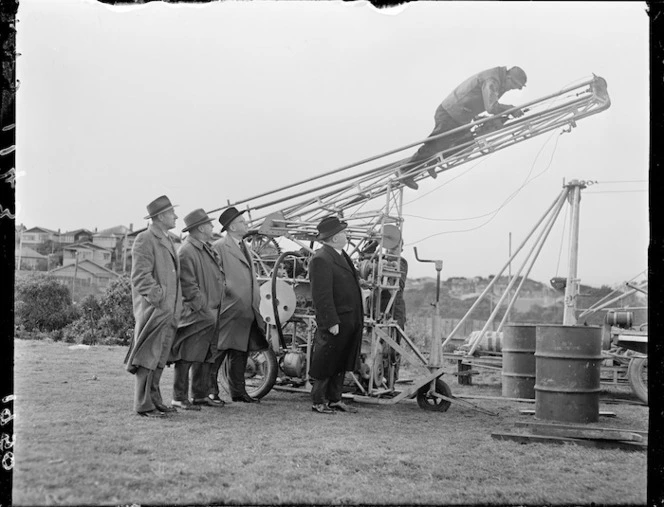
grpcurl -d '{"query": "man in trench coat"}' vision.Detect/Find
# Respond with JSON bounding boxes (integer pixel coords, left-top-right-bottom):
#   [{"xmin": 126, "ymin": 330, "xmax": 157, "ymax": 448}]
[
  {"xmin": 210, "ymin": 206, "xmax": 269, "ymax": 403},
  {"xmin": 308, "ymin": 216, "xmax": 363, "ymax": 414},
  {"xmin": 169, "ymin": 209, "xmax": 225, "ymax": 411},
  {"xmin": 124, "ymin": 195, "xmax": 182, "ymax": 418}
]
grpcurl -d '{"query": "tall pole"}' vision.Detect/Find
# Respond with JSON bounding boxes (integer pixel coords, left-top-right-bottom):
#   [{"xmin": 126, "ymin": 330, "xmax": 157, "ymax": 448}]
[
  {"xmin": 72, "ymin": 251, "xmax": 79, "ymax": 301},
  {"xmin": 507, "ymin": 232, "xmax": 512, "ymax": 323},
  {"xmin": 563, "ymin": 180, "xmax": 586, "ymax": 325}
]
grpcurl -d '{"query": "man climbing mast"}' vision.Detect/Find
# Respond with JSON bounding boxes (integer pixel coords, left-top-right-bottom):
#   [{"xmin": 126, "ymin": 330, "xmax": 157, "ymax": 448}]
[{"xmin": 401, "ymin": 66, "xmax": 527, "ymax": 190}]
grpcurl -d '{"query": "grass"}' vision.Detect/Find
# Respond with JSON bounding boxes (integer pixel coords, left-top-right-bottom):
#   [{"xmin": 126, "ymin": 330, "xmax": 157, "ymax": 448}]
[{"xmin": 13, "ymin": 339, "xmax": 648, "ymax": 505}]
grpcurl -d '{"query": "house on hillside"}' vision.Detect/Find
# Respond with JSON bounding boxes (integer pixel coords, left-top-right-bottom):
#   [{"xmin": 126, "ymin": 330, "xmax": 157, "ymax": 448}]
[
  {"xmin": 49, "ymin": 259, "xmax": 120, "ymax": 288},
  {"xmin": 92, "ymin": 225, "xmax": 132, "ymax": 250},
  {"xmin": 18, "ymin": 226, "xmax": 58, "ymax": 247},
  {"xmin": 15, "ymin": 245, "xmax": 48, "ymax": 271},
  {"xmin": 57, "ymin": 228, "xmax": 93, "ymax": 245},
  {"xmin": 62, "ymin": 242, "xmax": 113, "ymax": 268}
]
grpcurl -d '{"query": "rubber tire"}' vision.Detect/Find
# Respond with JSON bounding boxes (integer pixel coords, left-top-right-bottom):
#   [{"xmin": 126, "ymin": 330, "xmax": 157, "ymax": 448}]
[
  {"xmin": 416, "ymin": 378, "xmax": 452, "ymax": 412},
  {"xmin": 219, "ymin": 348, "xmax": 279, "ymax": 400},
  {"xmin": 627, "ymin": 356, "xmax": 648, "ymax": 404}
]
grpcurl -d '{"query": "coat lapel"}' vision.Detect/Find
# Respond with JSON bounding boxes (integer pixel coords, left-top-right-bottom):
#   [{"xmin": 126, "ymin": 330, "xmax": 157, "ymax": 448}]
[
  {"xmin": 150, "ymin": 224, "xmax": 178, "ymax": 265},
  {"xmin": 224, "ymin": 235, "xmax": 250, "ymax": 268},
  {"xmin": 323, "ymin": 244, "xmax": 353, "ymax": 274}
]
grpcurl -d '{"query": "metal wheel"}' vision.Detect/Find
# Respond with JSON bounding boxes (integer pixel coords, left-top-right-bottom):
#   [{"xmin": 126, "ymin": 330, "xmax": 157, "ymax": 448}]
[
  {"xmin": 219, "ymin": 348, "xmax": 279, "ymax": 400},
  {"xmin": 627, "ymin": 356, "xmax": 647, "ymax": 404},
  {"xmin": 416, "ymin": 378, "xmax": 452, "ymax": 412}
]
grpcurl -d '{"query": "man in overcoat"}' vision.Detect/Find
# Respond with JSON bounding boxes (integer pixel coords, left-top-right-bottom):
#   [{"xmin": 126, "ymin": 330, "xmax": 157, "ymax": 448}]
[
  {"xmin": 124, "ymin": 195, "xmax": 182, "ymax": 418},
  {"xmin": 169, "ymin": 209, "xmax": 225, "ymax": 411},
  {"xmin": 402, "ymin": 66, "xmax": 527, "ymax": 190},
  {"xmin": 308, "ymin": 216, "xmax": 363, "ymax": 414},
  {"xmin": 210, "ymin": 206, "xmax": 269, "ymax": 403}
]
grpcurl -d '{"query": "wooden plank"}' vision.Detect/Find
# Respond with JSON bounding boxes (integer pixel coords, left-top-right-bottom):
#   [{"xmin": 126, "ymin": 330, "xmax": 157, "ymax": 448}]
[
  {"xmin": 518, "ymin": 409, "xmax": 617, "ymax": 418},
  {"xmin": 456, "ymin": 394, "xmax": 535, "ymax": 403},
  {"xmin": 514, "ymin": 421, "xmax": 648, "ymax": 439},
  {"xmin": 491, "ymin": 432, "xmax": 647, "ymax": 452},
  {"xmin": 530, "ymin": 426, "xmax": 642, "ymax": 442}
]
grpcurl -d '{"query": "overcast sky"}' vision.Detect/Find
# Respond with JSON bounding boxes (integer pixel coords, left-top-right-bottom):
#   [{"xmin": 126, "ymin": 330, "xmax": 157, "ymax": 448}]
[{"xmin": 16, "ymin": 0, "xmax": 648, "ymax": 287}]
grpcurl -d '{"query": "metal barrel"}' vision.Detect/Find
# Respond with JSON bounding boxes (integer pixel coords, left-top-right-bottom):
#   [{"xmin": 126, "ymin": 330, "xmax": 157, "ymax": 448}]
[
  {"xmin": 535, "ymin": 325, "xmax": 603, "ymax": 423},
  {"xmin": 501, "ymin": 324, "xmax": 537, "ymax": 399},
  {"xmin": 604, "ymin": 311, "xmax": 633, "ymax": 328}
]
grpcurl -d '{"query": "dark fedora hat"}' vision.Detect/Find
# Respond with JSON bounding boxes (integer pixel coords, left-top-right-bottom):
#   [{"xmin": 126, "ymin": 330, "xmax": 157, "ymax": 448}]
[
  {"xmin": 218, "ymin": 206, "xmax": 247, "ymax": 232},
  {"xmin": 316, "ymin": 216, "xmax": 347, "ymax": 241},
  {"xmin": 182, "ymin": 208, "xmax": 214, "ymax": 233},
  {"xmin": 144, "ymin": 195, "xmax": 178, "ymax": 219}
]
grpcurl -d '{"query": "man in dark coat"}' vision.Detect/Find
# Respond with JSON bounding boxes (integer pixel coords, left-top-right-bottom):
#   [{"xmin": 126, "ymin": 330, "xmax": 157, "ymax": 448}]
[
  {"xmin": 169, "ymin": 209, "xmax": 225, "ymax": 411},
  {"xmin": 124, "ymin": 195, "xmax": 182, "ymax": 418},
  {"xmin": 402, "ymin": 66, "xmax": 527, "ymax": 190},
  {"xmin": 308, "ymin": 216, "xmax": 363, "ymax": 414},
  {"xmin": 211, "ymin": 206, "xmax": 269, "ymax": 403}
]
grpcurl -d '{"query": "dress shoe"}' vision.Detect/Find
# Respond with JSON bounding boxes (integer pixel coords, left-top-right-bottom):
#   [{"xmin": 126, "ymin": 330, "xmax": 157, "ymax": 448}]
[
  {"xmin": 192, "ymin": 397, "xmax": 225, "ymax": 407},
  {"xmin": 155, "ymin": 403, "xmax": 177, "ymax": 413},
  {"xmin": 137, "ymin": 410, "xmax": 166, "ymax": 418},
  {"xmin": 232, "ymin": 394, "xmax": 259, "ymax": 403},
  {"xmin": 328, "ymin": 401, "xmax": 358, "ymax": 413},
  {"xmin": 311, "ymin": 403, "xmax": 335, "ymax": 414},
  {"xmin": 171, "ymin": 399, "xmax": 201, "ymax": 411}
]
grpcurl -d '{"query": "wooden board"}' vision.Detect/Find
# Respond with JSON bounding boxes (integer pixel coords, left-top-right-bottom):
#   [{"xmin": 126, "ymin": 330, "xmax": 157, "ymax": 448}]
[
  {"xmin": 491, "ymin": 432, "xmax": 647, "ymax": 452},
  {"xmin": 518, "ymin": 409, "xmax": 616, "ymax": 418},
  {"xmin": 514, "ymin": 420, "xmax": 648, "ymax": 438}
]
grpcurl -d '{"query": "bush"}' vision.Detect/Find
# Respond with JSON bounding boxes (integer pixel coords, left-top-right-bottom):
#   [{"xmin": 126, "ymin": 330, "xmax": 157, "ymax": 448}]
[
  {"xmin": 62, "ymin": 275, "xmax": 135, "ymax": 345},
  {"xmin": 15, "ymin": 274, "xmax": 80, "ymax": 332}
]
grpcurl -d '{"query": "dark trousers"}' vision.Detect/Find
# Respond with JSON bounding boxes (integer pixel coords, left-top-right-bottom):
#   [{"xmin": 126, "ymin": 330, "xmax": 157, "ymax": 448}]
[
  {"xmin": 190, "ymin": 362, "xmax": 211, "ymax": 400},
  {"xmin": 134, "ymin": 366, "xmax": 165, "ymax": 413},
  {"xmin": 408, "ymin": 107, "xmax": 470, "ymax": 166},
  {"xmin": 173, "ymin": 360, "xmax": 209, "ymax": 401},
  {"xmin": 311, "ymin": 371, "xmax": 345, "ymax": 405},
  {"xmin": 209, "ymin": 349, "xmax": 249, "ymax": 398}
]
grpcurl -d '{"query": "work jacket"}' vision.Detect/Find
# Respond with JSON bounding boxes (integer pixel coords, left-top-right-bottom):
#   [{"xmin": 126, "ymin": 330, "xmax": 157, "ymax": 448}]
[{"xmin": 440, "ymin": 66, "xmax": 513, "ymax": 124}]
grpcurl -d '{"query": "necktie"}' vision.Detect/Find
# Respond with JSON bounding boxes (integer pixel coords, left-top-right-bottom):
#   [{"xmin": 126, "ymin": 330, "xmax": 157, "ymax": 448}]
[{"xmin": 240, "ymin": 241, "xmax": 252, "ymax": 264}]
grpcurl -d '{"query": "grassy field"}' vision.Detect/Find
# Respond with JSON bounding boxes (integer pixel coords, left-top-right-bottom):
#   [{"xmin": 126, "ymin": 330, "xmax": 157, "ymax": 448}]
[{"xmin": 13, "ymin": 339, "xmax": 648, "ymax": 505}]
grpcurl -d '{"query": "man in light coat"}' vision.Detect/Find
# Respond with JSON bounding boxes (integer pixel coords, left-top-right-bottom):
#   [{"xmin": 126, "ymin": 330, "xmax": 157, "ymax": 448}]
[
  {"xmin": 210, "ymin": 206, "xmax": 269, "ymax": 403},
  {"xmin": 124, "ymin": 195, "xmax": 182, "ymax": 418},
  {"xmin": 402, "ymin": 66, "xmax": 527, "ymax": 190},
  {"xmin": 169, "ymin": 209, "xmax": 225, "ymax": 411},
  {"xmin": 308, "ymin": 216, "xmax": 363, "ymax": 414}
]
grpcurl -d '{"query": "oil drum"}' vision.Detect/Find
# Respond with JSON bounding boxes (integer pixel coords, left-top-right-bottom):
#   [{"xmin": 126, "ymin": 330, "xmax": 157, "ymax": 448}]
[
  {"xmin": 535, "ymin": 325, "xmax": 602, "ymax": 423},
  {"xmin": 501, "ymin": 324, "xmax": 536, "ymax": 399},
  {"xmin": 605, "ymin": 311, "xmax": 633, "ymax": 329}
]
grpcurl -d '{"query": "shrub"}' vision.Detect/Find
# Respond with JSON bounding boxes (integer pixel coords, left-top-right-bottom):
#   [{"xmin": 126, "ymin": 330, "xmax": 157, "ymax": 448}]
[
  {"xmin": 15, "ymin": 274, "xmax": 80, "ymax": 332},
  {"xmin": 62, "ymin": 275, "xmax": 135, "ymax": 345}
]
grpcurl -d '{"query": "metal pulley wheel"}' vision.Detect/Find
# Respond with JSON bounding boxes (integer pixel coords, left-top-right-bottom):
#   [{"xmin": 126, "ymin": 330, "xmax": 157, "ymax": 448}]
[
  {"xmin": 259, "ymin": 279, "xmax": 296, "ymax": 325},
  {"xmin": 381, "ymin": 224, "xmax": 401, "ymax": 250}
]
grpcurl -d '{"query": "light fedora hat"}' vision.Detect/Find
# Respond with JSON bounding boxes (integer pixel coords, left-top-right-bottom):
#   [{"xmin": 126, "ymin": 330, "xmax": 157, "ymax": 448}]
[
  {"xmin": 144, "ymin": 195, "xmax": 178, "ymax": 220},
  {"xmin": 316, "ymin": 216, "xmax": 348, "ymax": 241},
  {"xmin": 182, "ymin": 208, "xmax": 214, "ymax": 233}
]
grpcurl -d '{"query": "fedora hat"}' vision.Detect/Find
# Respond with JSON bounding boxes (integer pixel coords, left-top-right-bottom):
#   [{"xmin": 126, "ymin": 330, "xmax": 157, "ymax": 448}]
[
  {"xmin": 316, "ymin": 216, "xmax": 347, "ymax": 241},
  {"xmin": 144, "ymin": 195, "xmax": 177, "ymax": 219},
  {"xmin": 218, "ymin": 206, "xmax": 247, "ymax": 232},
  {"xmin": 182, "ymin": 208, "xmax": 214, "ymax": 233}
]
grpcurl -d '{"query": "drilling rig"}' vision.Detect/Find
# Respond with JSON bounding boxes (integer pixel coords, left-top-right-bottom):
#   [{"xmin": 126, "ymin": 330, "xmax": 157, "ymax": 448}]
[{"xmin": 214, "ymin": 75, "xmax": 611, "ymax": 410}]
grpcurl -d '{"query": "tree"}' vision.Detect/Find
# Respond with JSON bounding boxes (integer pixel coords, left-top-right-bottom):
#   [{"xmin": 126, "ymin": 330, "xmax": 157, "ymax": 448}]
[{"xmin": 15, "ymin": 274, "xmax": 79, "ymax": 331}]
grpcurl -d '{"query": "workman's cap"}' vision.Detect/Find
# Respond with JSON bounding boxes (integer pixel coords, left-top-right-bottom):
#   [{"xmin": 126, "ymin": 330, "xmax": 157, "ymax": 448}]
[
  {"xmin": 509, "ymin": 66, "xmax": 527, "ymax": 88},
  {"xmin": 316, "ymin": 216, "xmax": 348, "ymax": 241},
  {"xmin": 144, "ymin": 195, "xmax": 178, "ymax": 220},
  {"xmin": 218, "ymin": 206, "xmax": 247, "ymax": 232},
  {"xmin": 182, "ymin": 208, "xmax": 214, "ymax": 233}
]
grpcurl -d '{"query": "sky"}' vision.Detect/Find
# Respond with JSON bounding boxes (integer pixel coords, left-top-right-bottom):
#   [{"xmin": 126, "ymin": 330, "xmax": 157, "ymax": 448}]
[{"xmin": 15, "ymin": 0, "xmax": 649, "ymax": 288}]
